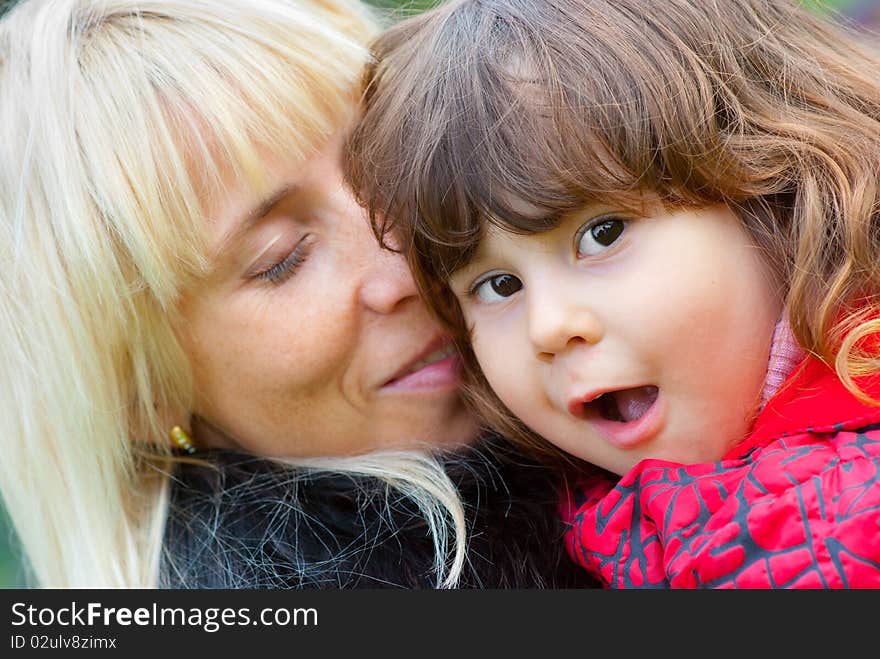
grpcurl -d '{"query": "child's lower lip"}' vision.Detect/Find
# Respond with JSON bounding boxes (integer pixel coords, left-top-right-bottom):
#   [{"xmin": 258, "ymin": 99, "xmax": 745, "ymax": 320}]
[
  {"xmin": 381, "ymin": 354, "xmax": 459, "ymax": 392},
  {"xmin": 589, "ymin": 391, "xmax": 665, "ymax": 450}
]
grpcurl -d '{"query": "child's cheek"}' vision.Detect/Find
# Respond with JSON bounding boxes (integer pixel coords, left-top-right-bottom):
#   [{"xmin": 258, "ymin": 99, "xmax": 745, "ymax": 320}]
[{"xmin": 470, "ymin": 314, "xmax": 535, "ymax": 413}]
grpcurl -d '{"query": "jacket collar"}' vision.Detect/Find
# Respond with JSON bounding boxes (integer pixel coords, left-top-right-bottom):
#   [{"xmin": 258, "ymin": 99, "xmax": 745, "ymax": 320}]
[{"xmin": 725, "ymin": 355, "xmax": 880, "ymax": 459}]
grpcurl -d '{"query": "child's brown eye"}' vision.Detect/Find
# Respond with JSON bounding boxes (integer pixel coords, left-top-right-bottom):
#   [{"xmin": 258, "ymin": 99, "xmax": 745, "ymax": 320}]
[
  {"xmin": 577, "ymin": 217, "xmax": 626, "ymax": 257},
  {"xmin": 472, "ymin": 272, "xmax": 523, "ymax": 303}
]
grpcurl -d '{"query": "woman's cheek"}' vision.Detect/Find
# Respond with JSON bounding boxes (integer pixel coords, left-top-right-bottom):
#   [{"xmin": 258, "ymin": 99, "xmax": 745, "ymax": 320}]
[{"xmin": 287, "ymin": 266, "xmax": 363, "ymax": 385}]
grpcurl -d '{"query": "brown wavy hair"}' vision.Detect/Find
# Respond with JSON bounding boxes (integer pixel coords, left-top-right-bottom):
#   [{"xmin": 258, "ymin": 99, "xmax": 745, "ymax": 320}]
[{"xmin": 346, "ymin": 0, "xmax": 880, "ymax": 459}]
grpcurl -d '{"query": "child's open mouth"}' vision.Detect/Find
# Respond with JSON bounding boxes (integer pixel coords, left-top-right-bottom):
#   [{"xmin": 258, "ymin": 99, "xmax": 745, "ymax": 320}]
[
  {"xmin": 570, "ymin": 385, "xmax": 664, "ymax": 450},
  {"xmin": 590, "ymin": 386, "xmax": 659, "ymax": 423}
]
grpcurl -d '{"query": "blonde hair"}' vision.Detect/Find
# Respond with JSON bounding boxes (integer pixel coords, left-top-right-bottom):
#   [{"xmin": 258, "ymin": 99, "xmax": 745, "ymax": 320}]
[
  {"xmin": 0, "ymin": 0, "xmax": 465, "ymax": 588},
  {"xmin": 347, "ymin": 0, "xmax": 880, "ymax": 455}
]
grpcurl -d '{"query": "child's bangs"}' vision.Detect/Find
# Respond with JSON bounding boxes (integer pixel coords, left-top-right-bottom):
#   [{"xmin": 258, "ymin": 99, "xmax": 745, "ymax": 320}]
[
  {"xmin": 351, "ymin": 0, "xmax": 733, "ymax": 283},
  {"xmin": 439, "ymin": 54, "xmax": 683, "ymax": 237},
  {"xmin": 486, "ymin": 6, "xmax": 753, "ymax": 220}
]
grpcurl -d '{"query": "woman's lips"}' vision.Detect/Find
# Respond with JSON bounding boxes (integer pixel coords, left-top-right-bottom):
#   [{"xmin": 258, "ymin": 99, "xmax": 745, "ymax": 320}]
[{"xmin": 382, "ymin": 343, "xmax": 459, "ymax": 392}]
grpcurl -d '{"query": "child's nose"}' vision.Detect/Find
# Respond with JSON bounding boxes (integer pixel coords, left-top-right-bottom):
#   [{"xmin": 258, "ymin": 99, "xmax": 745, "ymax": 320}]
[{"xmin": 528, "ymin": 294, "xmax": 604, "ymax": 361}]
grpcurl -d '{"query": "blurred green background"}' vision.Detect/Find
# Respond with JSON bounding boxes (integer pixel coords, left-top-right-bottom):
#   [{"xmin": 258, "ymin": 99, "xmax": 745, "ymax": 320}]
[{"xmin": 0, "ymin": 0, "xmax": 872, "ymax": 588}]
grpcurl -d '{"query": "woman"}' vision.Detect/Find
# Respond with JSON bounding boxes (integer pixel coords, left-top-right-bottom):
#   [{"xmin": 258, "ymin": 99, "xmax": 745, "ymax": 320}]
[{"xmin": 0, "ymin": 0, "xmax": 594, "ymax": 588}]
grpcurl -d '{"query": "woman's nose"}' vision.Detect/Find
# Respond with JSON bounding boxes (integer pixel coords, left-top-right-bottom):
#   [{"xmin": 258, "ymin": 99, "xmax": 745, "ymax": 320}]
[
  {"xmin": 358, "ymin": 236, "xmax": 419, "ymax": 314},
  {"xmin": 528, "ymin": 286, "xmax": 604, "ymax": 360}
]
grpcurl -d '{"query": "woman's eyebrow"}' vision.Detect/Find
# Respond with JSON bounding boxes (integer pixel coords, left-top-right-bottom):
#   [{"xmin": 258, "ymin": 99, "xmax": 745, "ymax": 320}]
[
  {"xmin": 247, "ymin": 184, "xmax": 300, "ymax": 226},
  {"xmin": 218, "ymin": 183, "xmax": 300, "ymax": 252}
]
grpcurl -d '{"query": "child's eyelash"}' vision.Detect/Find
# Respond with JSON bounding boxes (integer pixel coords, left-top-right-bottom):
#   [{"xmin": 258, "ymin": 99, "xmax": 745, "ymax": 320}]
[
  {"xmin": 256, "ymin": 236, "xmax": 313, "ymax": 285},
  {"xmin": 466, "ymin": 273, "xmax": 490, "ymax": 298},
  {"xmin": 466, "ymin": 271, "xmax": 501, "ymax": 298}
]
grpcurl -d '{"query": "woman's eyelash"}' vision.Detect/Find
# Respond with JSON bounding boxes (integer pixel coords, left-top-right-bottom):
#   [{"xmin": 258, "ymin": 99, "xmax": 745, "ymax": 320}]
[{"xmin": 256, "ymin": 236, "xmax": 313, "ymax": 285}]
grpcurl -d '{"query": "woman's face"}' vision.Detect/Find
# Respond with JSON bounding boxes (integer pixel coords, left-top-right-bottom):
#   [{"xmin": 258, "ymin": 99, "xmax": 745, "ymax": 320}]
[{"xmin": 179, "ymin": 140, "xmax": 477, "ymax": 457}]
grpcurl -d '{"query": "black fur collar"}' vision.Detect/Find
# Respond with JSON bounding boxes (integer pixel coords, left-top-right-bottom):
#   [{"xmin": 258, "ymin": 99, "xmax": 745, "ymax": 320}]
[{"xmin": 161, "ymin": 436, "xmax": 598, "ymax": 589}]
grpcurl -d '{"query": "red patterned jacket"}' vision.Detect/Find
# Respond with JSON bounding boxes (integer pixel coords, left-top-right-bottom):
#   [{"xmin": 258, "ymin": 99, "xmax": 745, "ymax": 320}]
[{"xmin": 562, "ymin": 356, "xmax": 880, "ymax": 588}]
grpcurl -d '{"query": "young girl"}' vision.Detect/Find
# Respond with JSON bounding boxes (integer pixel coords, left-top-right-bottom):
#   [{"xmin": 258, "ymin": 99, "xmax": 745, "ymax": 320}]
[{"xmin": 346, "ymin": 0, "xmax": 880, "ymax": 587}]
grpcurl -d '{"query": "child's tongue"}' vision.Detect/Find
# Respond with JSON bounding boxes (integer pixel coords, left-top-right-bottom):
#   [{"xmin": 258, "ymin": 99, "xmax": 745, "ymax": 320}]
[{"xmin": 607, "ymin": 386, "xmax": 659, "ymax": 422}]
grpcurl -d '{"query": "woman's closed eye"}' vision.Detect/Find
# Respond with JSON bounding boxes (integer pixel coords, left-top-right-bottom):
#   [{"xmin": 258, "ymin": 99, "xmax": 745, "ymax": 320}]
[
  {"xmin": 252, "ymin": 234, "xmax": 315, "ymax": 285},
  {"xmin": 469, "ymin": 272, "xmax": 523, "ymax": 304},
  {"xmin": 576, "ymin": 215, "xmax": 626, "ymax": 257}
]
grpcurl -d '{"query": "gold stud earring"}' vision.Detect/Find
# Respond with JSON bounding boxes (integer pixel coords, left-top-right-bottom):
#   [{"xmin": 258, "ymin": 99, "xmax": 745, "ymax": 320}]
[{"xmin": 170, "ymin": 425, "xmax": 197, "ymax": 455}]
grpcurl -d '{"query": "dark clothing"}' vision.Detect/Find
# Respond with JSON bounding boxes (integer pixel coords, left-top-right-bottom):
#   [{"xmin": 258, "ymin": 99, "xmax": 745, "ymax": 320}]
[{"xmin": 161, "ymin": 436, "xmax": 597, "ymax": 588}]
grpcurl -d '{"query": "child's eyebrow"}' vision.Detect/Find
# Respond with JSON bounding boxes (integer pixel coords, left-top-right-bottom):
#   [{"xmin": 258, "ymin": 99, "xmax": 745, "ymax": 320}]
[
  {"xmin": 447, "ymin": 227, "xmax": 511, "ymax": 287},
  {"xmin": 448, "ymin": 202, "xmax": 617, "ymax": 288},
  {"xmin": 448, "ymin": 260, "xmax": 485, "ymax": 290}
]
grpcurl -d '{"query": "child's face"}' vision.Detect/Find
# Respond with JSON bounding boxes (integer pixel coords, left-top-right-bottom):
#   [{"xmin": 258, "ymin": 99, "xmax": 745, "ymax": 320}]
[{"xmin": 449, "ymin": 202, "xmax": 783, "ymax": 476}]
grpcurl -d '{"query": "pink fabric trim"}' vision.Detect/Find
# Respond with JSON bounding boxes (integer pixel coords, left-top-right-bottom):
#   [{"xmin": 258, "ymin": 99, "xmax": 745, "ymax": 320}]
[{"xmin": 759, "ymin": 313, "xmax": 806, "ymax": 409}]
